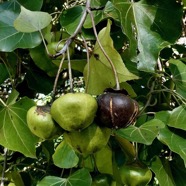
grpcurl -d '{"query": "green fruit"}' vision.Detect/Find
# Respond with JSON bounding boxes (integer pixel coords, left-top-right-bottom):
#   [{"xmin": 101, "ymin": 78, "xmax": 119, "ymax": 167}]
[
  {"xmin": 51, "ymin": 93, "xmax": 98, "ymax": 131},
  {"xmin": 47, "ymin": 41, "xmax": 74, "ymax": 58},
  {"xmin": 92, "ymin": 174, "xmax": 112, "ymax": 186},
  {"xmin": 27, "ymin": 105, "xmax": 58, "ymax": 139},
  {"xmin": 119, "ymin": 163, "xmax": 152, "ymax": 186},
  {"xmin": 63, "ymin": 123, "xmax": 111, "ymax": 156}
]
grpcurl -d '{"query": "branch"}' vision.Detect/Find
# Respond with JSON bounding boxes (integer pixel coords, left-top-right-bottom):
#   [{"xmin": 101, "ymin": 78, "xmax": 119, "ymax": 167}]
[{"xmin": 54, "ymin": 0, "xmax": 91, "ymax": 58}]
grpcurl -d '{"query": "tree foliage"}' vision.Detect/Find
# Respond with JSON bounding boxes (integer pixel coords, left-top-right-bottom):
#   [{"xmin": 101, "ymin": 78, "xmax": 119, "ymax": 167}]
[{"xmin": 0, "ymin": 0, "xmax": 186, "ymax": 185}]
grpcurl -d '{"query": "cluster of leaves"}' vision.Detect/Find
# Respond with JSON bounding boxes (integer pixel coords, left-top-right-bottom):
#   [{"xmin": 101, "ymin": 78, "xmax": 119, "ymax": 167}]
[{"xmin": 0, "ymin": 0, "xmax": 186, "ymax": 185}]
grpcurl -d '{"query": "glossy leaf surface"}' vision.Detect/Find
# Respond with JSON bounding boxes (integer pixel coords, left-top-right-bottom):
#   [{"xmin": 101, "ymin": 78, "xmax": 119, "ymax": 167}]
[
  {"xmin": 37, "ymin": 168, "xmax": 92, "ymax": 186},
  {"xmin": 0, "ymin": 1, "xmax": 42, "ymax": 52},
  {"xmin": 0, "ymin": 90, "xmax": 38, "ymax": 158},
  {"xmin": 115, "ymin": 119, "xmax": 164, "ymax": 145},
  {"xmin": 112, "ymin": 0, "xmax": 181, "ymax": 72},
  {"xmin": 168, "ymin": 105, "xmax": 186, "ymax": 131},
  {"xmin": 94, "ymin": 145, "xmax": 113, "ymax": 175},
  {"xmin": 52, "ymin": 140, "xmax": 79, "ymax": 169},
  {"xmin": 150, "ymin": 156, "xmax": 175, "ymax": 186},
  {"xmin": 84, "ymin": 20, "xmax": 138, "ymax": 95},
  {"xmin": 14, "ymin": 6, "xmax": 52, "ymax": 33},
  {"xmin": 158, "ymin": 126, "xmax": 186, "ymax": 166}
]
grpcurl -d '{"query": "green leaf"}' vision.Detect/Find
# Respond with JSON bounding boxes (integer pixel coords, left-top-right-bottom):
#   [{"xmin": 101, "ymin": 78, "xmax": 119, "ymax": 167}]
[
  {"xmin": 94, "ymin": 145, "xmax": 113, "ymax": 175},
  {"xmin": 90, "ymin": 0, "xmax": 108, "ymax": 8},
  {"xmin": 14, "ymin": 6, "xmax": 52, "ymax": 33},
  {"xmin": 170, "ymin": 154, "xmax": 186, "ymax": 185},
  {"xmin": 157, "ymin": 126, "xmax": 186, "ymax": 166},
  {"xmin": 112, "ymin": 0, "xmax": 168, "ymax": 72},
  {"xmin": 11, "ymin": 170, "xmax": 25, "ymax": 186},
  {"xmin": 151, "ymin": 0, "xmax": 182, "ymax": 43},
  {"xmin": 0, "ymin": 64, "xmax": 9, "ymax": 84},
  {"xmin": 29, "ymin": 44, "xmax": 58, "ymax": 77},
  {"xmin": 150, "ymin": 156, "xmax": 175, "ymax": 186},
  {"xmin": 52, "ymin": 140, "xmax": 79, "ymax": 169},
  {"xmin": 52, "ymin": 59, "xmax": 87, "ymax": 73},
  {"xmin": 169, "ymin": 59, "xmax": 186, "ymax": 93},
  {"xmin": 115, "ymin": 119, "xmax": 164, "ymax": 145},
  {"xmin": 183, "ymin": 0, "xmax": 186, "ymax": 7},
  {"xmin": 60, "ymin": 6, "xmax": 85, "ymax": 35},
  {"xmin": 114, "ymin": 135, "xmax": 136, "ymax": 160},
  {"xmin": 17, "ymin": 0, "xmax": 43, "ymax": 11},
  {"xmin": 6, "ymin": 89, "xmax": 19, "ymax": 105},
  {"xmin": 0, "ymin": 1, "xmax": 41, "ymax": 52},
  {"xmin": 0, "ymin": 92, "xmax": 38, "ymax": 158},
  {"xmin": 37, "ymin": 168, "xmax": 92, "ymax": 186},
  {"xmin": 84, "ymin": 20, "xmax": 138, "ymax": 95},
  {"xmin": 25, "ymin": 69, "xmax": 54, "ymax": 95},
  {"xmin": 79, "ymin": 156, "xmax": 95, "ymax": 171},
  {"xmin": 84, "ymin": 1, "xmax": 119, "ymax": 29},
  {"xmin": 167, "ymin": 105, "xmax": 186, "ymax": 131}
]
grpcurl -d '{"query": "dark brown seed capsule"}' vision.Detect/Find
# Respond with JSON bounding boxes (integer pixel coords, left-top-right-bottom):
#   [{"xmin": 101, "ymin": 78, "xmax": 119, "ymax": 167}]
[{"xmin": 96, "ymin": 88, "xmax": 139, "ymax": 129}]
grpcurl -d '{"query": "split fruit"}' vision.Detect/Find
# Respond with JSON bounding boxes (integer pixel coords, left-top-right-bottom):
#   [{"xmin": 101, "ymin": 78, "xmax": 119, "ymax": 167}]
[
  {"xmin": 96, "ymin": 88, "xmax": 139, "ymax": 129},
  {"xmin": 63, "ymin": 123, "xmax": 111, "ymax": 156},
  {"xmin": 51, "ymin": 92, "xmax": 98, "ymax": 131},
  {"xmin": 27, "ymin": 105, "xmax": 58, "ymax": 139}
]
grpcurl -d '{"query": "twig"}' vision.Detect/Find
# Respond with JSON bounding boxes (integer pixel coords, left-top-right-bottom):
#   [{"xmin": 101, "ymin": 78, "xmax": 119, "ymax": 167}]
[
  {"xmin": 81, "ymin": 35, "xmax": 90, "ymax": 93},
  {"xmin": 87, "ymin": 9, "xmax": 120, "ymax": 90},
  {"xmin": 0, "ymin": 98, "xmax": 6, "ymax": 107},
  {"xmin": 0, "ymin": 148, "xmax": 8, "ymax": 186},
  {"xmin": 39, "ymin": 30, "xmax": 50, "ymax": 56},
  {"xmin": 54, "ymin": 0, "xmax": 91, "ymax": 58},
  {"xmin": 67, "ymin": 47, "xmax": 73, "ymax": 92},
  {"xmin": 52, "ymin": 55, "xmax": 66, "ymax": 98},
  {"xmin": 139, "ymin": 80, "xmax": 155, "ymax": 115}
]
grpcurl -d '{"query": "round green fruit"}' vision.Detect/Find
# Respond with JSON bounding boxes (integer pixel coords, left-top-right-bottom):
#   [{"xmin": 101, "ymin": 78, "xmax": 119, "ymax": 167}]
[
  {"xmin": 51, "ymin": 93, "xmax": 98, "ymax": 131},
  {"xmin": 119, "ymin": 163, "xmax": 152, "ymax": 186},
  {"xmin": 92, "ymin": 174, "xmax": 113, "ymax": 186},
  {"xmin": 47, "ymin": 41, "xmax": 74, "ymax": 59},
  {"xmin": 63, "ymin": 123, "xmax": 111, "ymax": 156},
  {"xmin": 27, "ymin": 105, "xmax": 58, "ymax": 139}
]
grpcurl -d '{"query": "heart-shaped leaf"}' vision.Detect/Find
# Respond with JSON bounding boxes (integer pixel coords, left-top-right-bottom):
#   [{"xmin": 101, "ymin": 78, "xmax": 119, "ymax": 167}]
[
  {"xmin": 158, "ymin": 126, "xmax": 186, "ymax": 166},
  {"xmin": 167, "ymin": 105, "xmax": 186, "ymax": 131},
  {"xmin": 14, "ymin": 6, "xmax": 52, "ymax": 33},
  {"xmin": 84, "ymin": 20, "xmax": 138, "ymax": 95},
  {"xmin": 0, "ymin": 64, "xmax": 9, "ymax": 84},
  {"xmin": 94, "ymin": 145, "xmax": 113, "ymax": 175},
  {"xmin": 169, "ymin": 59, "xmax": 186, "ymax": 94},
  {"xmin": 52, "ymin": 140, "xmax": 79, "ymax": 169},
  {"xmin": 150, "ymin": 156, "xmax": 175, "ymax": 186},
  {"xmin": 84, "ymin": 2, "xmax": 119, "ymax": 29},
  {"xmin": 0, "ymin": 1, "xmax": 41, "ymax": 52},
  {"xmin": 37, "ymin": 168, "xmax": 92, "ymax": 186},
  {"xmin": 115, "ymin": 119, "xmax": 164, "ymax": 145},
  {"xmin": 60, "ymin": 6, "xmax": 85, "ymax": 35},
  {"xmin": 112, "ymin": 0, "xmax": 172, "ymax": 72},
  {"xmin": 0, "ymin": 90, "xmax": 38, "ymax": 158},
  {"xmin": 29, "ymin": 44, "xmax": 58, "ymax": 77}
]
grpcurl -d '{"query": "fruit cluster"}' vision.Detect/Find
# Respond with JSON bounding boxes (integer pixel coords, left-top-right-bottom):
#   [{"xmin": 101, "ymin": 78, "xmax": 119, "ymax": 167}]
[{"xmin": 26, "ymin": 88, "xmax": 139, "ymax": 155}]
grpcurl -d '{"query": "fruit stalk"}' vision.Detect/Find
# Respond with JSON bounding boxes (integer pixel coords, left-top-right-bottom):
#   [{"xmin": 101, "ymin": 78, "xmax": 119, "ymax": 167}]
[
  {"xmin": 67, "ymin": 46, "xmax": 73, "ymax": 92},
  {"xmin": 54, "ymin": 0, "xmax": 91, "ymax": 58},
  {"xmin": 52, "ymin": 55, "xmax": 66, "ymax": 98},
  {"xmin": 87, "ymin": 9, "xmax": 120, "ymax": 90}
]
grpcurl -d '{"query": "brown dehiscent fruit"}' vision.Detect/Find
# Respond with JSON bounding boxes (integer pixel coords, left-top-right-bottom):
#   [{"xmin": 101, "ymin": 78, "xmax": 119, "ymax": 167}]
[{"xmin": 96, "ymin": 88, "xmax": 139, "ymax": 129}]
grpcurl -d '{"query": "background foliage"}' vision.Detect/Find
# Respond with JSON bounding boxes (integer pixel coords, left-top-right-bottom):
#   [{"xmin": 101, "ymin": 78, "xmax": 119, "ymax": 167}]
[{"xmin": 0, "ymin": 0, "xmax": 186, "ymax": 185}]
